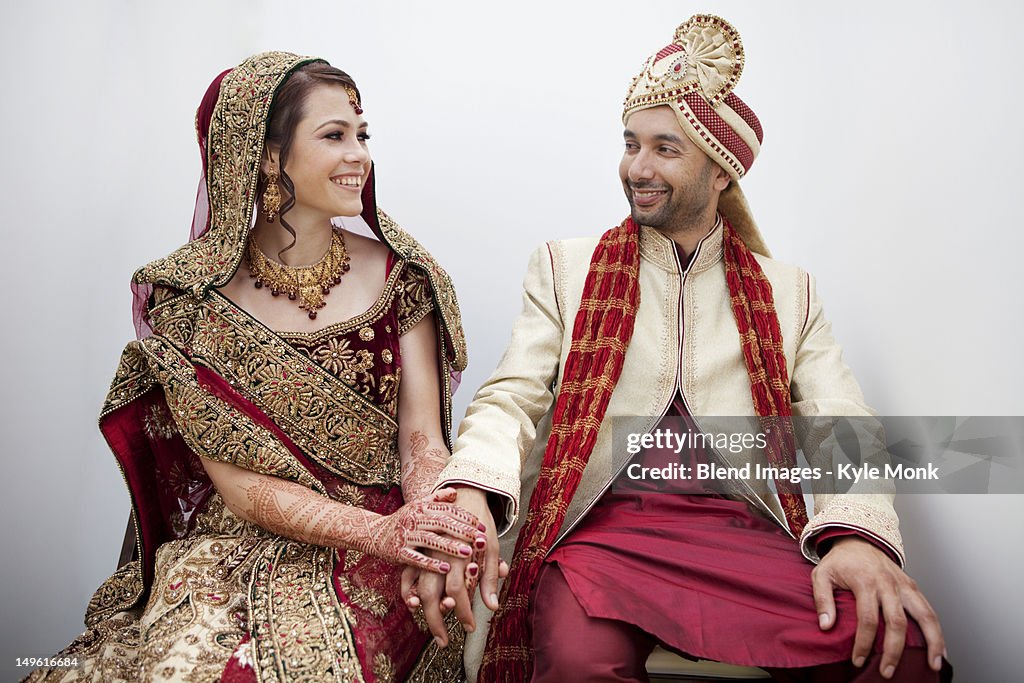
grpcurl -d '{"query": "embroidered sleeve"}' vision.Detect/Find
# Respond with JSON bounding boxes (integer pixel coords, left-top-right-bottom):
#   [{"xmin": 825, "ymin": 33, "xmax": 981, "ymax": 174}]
[
  {"xmin": 792, "ymin": 273, "xmax": 905, "ymax": 567},
  {"xmin": 396, "ymin": 264, "xmax": 436, "ymax": 335}
]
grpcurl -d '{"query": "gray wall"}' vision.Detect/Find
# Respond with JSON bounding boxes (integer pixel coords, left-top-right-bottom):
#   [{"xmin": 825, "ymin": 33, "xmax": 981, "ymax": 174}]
[{"xmin": 1, "ymin": 1, "xmax": 1021, "ymax": 680}]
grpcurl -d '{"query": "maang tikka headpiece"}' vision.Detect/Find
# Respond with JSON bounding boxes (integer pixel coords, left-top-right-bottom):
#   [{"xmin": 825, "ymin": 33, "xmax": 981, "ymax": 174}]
[{"xmin": 343, "ymin": 85, "xmax": 362, "ymax": 115}]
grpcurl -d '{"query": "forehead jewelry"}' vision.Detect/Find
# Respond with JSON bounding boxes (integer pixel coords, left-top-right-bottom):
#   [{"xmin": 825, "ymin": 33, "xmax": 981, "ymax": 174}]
[{"xmin": 343, "ymin": 85, "xmax": 363, "ymax": 115}]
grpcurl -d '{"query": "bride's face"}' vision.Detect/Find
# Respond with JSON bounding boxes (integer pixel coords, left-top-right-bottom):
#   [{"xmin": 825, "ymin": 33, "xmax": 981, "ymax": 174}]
[{"xmin": 277, "ymin": 84, "xmax": 371, "ymax": 222}]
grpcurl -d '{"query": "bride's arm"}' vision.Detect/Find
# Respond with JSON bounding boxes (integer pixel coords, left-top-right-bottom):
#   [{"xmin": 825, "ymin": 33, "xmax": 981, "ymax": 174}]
[
  {"xmin": 397, "ymin": 313, "xmax": 454, "ymax": 501},
  {"xmin": 200, "ymin": 458, "xmax": 479, "ymax": 573},
  {"xmin": 397, "ymin": 313, "xmax": 497, "ymax": 639}
]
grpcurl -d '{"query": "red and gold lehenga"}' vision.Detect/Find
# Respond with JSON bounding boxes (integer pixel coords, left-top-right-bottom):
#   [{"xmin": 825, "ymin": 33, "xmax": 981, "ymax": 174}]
[{"xmin": 29, "ymin": 52, "xmax": 468, "ymax": 683}]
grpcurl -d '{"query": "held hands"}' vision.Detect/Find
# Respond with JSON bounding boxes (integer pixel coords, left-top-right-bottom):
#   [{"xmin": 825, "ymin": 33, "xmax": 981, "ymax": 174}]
[
  {"xmin": 356, "ymin": 488, "xmax": 486, "ymax": 573},
  {"xmin": 812, "ymin": 536, "xmax": 946, "ymax": 679},
  {"xmin": 401, "ymin": 486, "xmax": 509, "ymax": 646}
]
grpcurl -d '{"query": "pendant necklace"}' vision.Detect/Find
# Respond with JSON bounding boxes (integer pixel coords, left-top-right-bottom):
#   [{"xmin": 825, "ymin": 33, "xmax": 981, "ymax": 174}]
[{"xmin": 246, "ymin": 229, "xmax": 351, "ymax": 319}]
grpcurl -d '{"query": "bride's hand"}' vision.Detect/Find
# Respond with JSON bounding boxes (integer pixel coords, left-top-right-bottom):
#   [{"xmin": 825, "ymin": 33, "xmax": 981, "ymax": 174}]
[{"xmin": 358, "ymin": 488, "xmax": 485, "ymax": 572}]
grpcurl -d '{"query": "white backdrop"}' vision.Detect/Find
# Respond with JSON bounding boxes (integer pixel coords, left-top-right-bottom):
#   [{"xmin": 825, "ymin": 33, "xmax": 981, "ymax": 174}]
[{"xmin": 2, "ymin": 1, "xmax": 1022, "ymax": 680}]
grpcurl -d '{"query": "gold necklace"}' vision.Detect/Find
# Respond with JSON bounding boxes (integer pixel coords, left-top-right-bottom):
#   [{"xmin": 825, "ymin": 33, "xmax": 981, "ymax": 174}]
[{"xmin": 245, "ymin": 229, "xmax": 351, "ymax": 319}]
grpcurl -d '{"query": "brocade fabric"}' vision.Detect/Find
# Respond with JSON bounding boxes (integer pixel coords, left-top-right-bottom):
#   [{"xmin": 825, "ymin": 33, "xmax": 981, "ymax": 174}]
[{"xmin": 29, "ymin": 262, "xmax": 463, "ymax": 683}]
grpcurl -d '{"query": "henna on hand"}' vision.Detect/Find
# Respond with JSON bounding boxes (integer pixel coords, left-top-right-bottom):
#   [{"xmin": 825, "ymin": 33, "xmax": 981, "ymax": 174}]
[
  {"xmin": 354, "ymin": 489, "xmax": 484, "ymax": 572},
  {"xmin": 233, "ymin": 473, "xmax": 483, "ymax": 573}
]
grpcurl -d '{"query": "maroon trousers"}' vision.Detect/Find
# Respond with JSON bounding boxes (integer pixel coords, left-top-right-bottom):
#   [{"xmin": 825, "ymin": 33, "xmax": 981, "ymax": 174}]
[
  {"xmin": 529, "ymin": 562, "xmax": 950, "ymax": 682},
  {"xmin": 528, "ymin": 402, "xmax": 950, "ymax": 682}
]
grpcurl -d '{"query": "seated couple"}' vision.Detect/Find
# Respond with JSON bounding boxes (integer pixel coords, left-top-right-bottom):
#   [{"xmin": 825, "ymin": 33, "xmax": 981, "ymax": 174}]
[{"xmin": 32, "ymin": 14, "xmax": 950, "ymax": 683}]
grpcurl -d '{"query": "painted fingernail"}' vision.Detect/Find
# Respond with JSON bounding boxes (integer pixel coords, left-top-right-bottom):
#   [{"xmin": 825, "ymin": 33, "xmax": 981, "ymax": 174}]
[
  {"xmin": 818, "ymin": 613, "xmax": 830, "ymax": 629},
  {"xmin": 475, "ymin": 537, "xmax": 487, "ymax": 549},
  {"xmin": 477, "ymin": 523, "xmax": 487, "ymax": 532},
  {"xmin": 467, "ymin": 565, "xmax": 479, "ymax": 577},
  {"xmin": 853, "ymin": 656, "xmax": 865, "ymax": 668},
  {"xmin": 882, "ymin": 665, "xmax": 895, "ymax": 679},
  {"xmin": 439, "ymin": 562, "xmax": 451, "ymax": 573},
  {"xmin": 459, "ymin": 545, "xmax": 472, "ymax": 557}
]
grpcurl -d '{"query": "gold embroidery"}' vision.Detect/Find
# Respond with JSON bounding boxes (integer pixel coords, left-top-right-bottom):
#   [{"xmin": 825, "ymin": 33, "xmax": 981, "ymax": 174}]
[
  {"xmin": 396, "ymin": 263, "xmax": 435, "ymax": 335},
  {"xmin": 193, "ymin": 493, "xmax": 259, "ymax": 537},
  {"xmin": 379, "ymin": 369, "xmax": 401, "ymax": 410},
  {"xmin": 85, "ymin": 561, "xmax": 145, "ymax": 628},
  {"xmin": 343, "ymin": 549, "xmax": 365, "ymax": 571},
  {"xmin": 331, "ymin": 482, "xmax": 366, "ymax": 508},
  {"xmin": 145, "ymin": 596, "xmax": 199, "ymax": 645},
  {"xmin": 152, "ymin": 341, "xmax": 326, "ymax": 493},
  {"xmin": 412, "ymin": 607, "xmax": 429, "ymax": 633},
  {"xmin": 151, "ymin": 293, "xmax": 402, "ymax": 487},
  {"xmin": 250, "ymin": 542, "xmax": 364, "ymax": 682},
  {"xmin": 406, "ymin": 612, "xmax": 466, "ymax": 682},
  {"xmin": 310, "ymin": 336, "xmax": 373, "ymax": 378},
  {"xmin": 339, "ymin": 352, "xmax": 375, "ymax": 389},
  {"xmin": 381, "ymin": 348, "xmax": 393, "ymax": 364},
  {"xmin": 373, "ymin": 652, "xmax": 396, "ymax": 683},
  {"xmin": 100, "ymin": 343, "xmax": 156, "ymax": 418},
  {"xmin": 376, "ymin": 209, "xmax": 466, "ymax": 371},
  {"xmin": 130, "ymin": 529, "xmax": 265, "ymax": 682},
  {"xmin": 359, "ymin": 326, "xmax": 375, "ymax": 341},
  {"xmin": 338, "ymin": 575, "xmax": 390, "ymax": 618},
  {"xmin": 26, "ymin": 612, "xmax": 139, "ymax": 682}
]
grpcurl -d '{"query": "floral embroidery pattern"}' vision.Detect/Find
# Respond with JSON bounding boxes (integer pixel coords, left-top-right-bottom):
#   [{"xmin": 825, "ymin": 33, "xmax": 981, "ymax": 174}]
[
  {"xmin": 144, "ymin": 403, "xmax": 178, "ymax": 440},
  {"xmin": 232, "ymin": 640, "xmax": 253, "ymax": 668},
  {"xmin": 313, "ymin": 338, "xmax": 374, "ymax": 383}
]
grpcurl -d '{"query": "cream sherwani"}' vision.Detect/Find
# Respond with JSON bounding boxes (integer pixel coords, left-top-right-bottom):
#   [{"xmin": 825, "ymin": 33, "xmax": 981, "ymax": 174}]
[{"xmin": 439, "ymin": 221, "xmax": 902, "ymax": 680}]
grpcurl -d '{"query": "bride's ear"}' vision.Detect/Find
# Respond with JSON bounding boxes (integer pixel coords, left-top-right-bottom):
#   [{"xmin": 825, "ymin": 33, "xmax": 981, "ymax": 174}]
[{"xmin": 261, "ymin": 147, "xmax": 280, "ymax": 177}]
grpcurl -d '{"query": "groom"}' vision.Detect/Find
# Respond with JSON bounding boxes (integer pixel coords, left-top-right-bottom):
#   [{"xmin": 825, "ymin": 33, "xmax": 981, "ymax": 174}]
[{"xmin": 420, "ymin": 14, "xmax": 949, "ymax": 683}]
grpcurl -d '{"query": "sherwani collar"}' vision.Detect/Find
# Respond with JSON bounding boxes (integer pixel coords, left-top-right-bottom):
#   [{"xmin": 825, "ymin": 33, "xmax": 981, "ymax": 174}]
[{"xmin": 638, "ymin": 214, "xmax": 725, "ymax": 275}]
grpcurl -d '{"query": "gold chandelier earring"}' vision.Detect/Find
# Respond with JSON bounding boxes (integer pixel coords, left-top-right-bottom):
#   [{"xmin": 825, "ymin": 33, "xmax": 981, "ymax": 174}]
[{"xmin": 262, "ymin": 169, "xmax": 282, "ymax": 223}]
